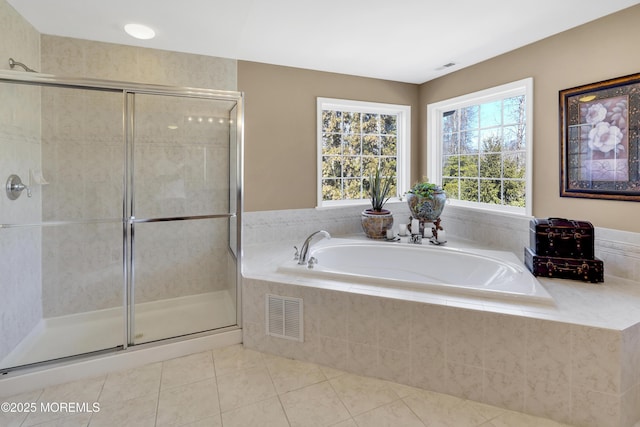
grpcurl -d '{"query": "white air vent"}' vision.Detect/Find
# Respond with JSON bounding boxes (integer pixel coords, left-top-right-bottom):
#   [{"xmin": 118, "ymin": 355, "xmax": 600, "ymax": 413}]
[{"xmin": 266, "ymin": 294, "xmax": 303, "ymax": 342}]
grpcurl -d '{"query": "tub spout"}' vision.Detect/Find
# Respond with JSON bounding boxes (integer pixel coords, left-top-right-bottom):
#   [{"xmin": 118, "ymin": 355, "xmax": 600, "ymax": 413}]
[{"xmin": 298, "ymin": 230, "xmax": 331, "ymax": 265}]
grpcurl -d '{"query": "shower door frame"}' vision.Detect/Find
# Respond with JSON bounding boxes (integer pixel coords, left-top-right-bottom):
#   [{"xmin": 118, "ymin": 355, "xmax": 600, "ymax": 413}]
[
  {"xmin": 124, "ymin": 89, "xmax": 244, "ymax": 347},
  {"xmin": 0, "ymin": 70, "xmax": 244, "ymax": 367}
]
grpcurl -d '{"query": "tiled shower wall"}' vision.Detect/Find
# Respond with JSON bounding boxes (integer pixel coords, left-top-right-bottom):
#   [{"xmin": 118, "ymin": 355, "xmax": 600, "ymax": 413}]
[
  {"xmin": 39, "ymin": 86, "xmax": 124, "ymax": 317},
  {"xmin": 0, "ymin": 6, "xmax": 240, "ymax": 363},
  {"xmin": 0, "ymin": 0, "xmax": 42, "ymax": 361},
  {"xmin": 37, "ymin": 36, "xmax": 238, "ymax": 316},
  {"xmin": 40, "ymin": 35, "xmax": 236, "ymax": 90}
]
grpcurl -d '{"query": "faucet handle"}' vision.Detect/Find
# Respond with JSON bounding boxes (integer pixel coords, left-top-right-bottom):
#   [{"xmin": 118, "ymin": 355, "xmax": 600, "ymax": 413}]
[
  {"xmin": 293, "ymin": 246, "xmax": 299, "ymax": 260},
  {"xmin": 307, "ymin": 257, "xmax": 318, "ymax": 269}
]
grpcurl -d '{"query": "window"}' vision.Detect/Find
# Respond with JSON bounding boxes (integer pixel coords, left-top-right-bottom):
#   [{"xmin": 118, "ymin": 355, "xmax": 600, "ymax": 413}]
[
  {"xmin": 427, "ymin": 78, "xmax": 533, "ymax": 215},
  {"xmin": 317, "ymin": 98, "xmax": 410, "ymax": 208}
]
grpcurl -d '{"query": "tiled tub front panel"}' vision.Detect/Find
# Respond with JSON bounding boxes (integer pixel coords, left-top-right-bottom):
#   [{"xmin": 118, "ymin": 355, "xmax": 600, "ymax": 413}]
[{"xmin": 242, "ymin": 278, "xmax": 640, "ymax": 427}]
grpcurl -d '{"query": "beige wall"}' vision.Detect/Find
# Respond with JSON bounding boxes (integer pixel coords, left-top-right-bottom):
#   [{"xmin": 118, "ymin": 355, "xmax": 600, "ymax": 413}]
[
  {"xmin": 238, "ymin": 6, "xmax": 640, "ymax": 230},
  {"xmin": 238, "ymin": 61, "xmax": 419, "ymax": 212},
  {"xmin": 419, "ymin": 5, "xmax": 640, "ymax": 232}
]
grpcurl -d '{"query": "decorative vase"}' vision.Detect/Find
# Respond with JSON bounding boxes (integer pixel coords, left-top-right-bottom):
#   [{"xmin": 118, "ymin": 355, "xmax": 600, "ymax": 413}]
[
  {"xmin": 406, "ymin": 189, "xmax": 446, "ymax": 221},
  {"xmin": 361, "ymin": 209, "xmax": 394, "ymax": 239}
]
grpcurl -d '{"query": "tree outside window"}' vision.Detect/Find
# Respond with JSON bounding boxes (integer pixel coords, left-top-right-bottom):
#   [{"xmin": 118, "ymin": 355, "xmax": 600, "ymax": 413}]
[
  {"xmin": 317, "ymin": 98, "xmax": 410, "ymax": 208},
  {"xmin": 428, "ymin": 78, "xmax": 532, "ymax": 216}
]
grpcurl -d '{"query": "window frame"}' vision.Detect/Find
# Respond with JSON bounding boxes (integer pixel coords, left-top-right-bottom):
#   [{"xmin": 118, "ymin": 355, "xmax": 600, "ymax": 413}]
[
  {"xmin": 316, "ymin": 97, "xmax": 411, "ymax": 208},
  {"xmin": 426, "ymin": 78, "xmax": 533, "ymax": 216}
]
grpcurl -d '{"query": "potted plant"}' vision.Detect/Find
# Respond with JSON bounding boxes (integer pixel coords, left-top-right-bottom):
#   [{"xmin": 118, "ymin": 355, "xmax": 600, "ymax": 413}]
[
  {"xmin": 361, "ymin": 164, "xmax": 394, "ymax": 239},
  {"xmin": 406, "ymin": 180, "xmax": 447, "ymax": 221}
]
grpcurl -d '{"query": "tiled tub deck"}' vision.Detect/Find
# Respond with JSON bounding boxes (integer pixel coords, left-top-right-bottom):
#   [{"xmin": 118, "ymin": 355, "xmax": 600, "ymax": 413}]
[{"xmin": 242, "ymin": 237, "xmax": 640, "ymax": 427}]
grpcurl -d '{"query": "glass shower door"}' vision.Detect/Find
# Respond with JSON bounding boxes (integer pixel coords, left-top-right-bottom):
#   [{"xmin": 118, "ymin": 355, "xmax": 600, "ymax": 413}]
[
  {"xmin": 0, "ymin": 82, "xmax": 125, "ymax": 370},
  {"xmin": 1, "ymin": 71, "xmax": 242, "ymax": 373},
  {"xmin": 130, "ymin": 93, "xmax": 238, "ymax": 344},
  {"xmin": 39, "ymin": 86, "xmax": 126, "ymax": 360}
]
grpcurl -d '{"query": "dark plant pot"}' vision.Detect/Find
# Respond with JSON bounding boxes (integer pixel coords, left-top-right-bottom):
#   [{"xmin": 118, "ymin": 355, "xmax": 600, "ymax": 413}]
[
  {"xmin": 361, "ymin": 209, "xmax": 394, "ymax": 239},
  {"xmin": 406, "ymin": 190, "xmax": 446, "ymax": 221}
]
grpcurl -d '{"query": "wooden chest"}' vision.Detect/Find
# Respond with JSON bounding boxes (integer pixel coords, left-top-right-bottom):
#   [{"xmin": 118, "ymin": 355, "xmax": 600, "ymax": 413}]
[
  {"xmin": 529, "ymin": 217, "xmax": 594, "ymax": 259},
  {"xmin": 524, "ymin": 247, "xmax": 604, "ymax": 283}
]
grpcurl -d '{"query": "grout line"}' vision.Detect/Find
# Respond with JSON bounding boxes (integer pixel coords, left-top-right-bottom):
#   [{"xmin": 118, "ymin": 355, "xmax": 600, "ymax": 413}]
[
  {"xmin": 258, "ymin": 350, "xmax": 293, "ymax": 426},
  {"xmin": 275, "ymin": 395, "xmax": 293, "ymax": 427},
  {"xmin": 88, "ymin": 374, "xmax": 108, "ymax": 426},
  {"xmin": 391, "ymin": 396, "xmax": 428, "ymax": 427},
  {"xmin": 153, "ymin": 359, "xmax": 164, "ymax": 427},
  {"xmin": 324, "ymin": 376, "xmax": 353, "ymax": 422},
  {"xmin": 210, "ymin": 350, "xmax": 224, "ymax": 425}
]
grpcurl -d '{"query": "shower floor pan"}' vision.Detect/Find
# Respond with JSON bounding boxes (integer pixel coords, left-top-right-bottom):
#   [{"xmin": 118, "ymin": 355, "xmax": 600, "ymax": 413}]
[{"xmin": 0, "ymin": 290, "xmax": 236, "ymax": 370}]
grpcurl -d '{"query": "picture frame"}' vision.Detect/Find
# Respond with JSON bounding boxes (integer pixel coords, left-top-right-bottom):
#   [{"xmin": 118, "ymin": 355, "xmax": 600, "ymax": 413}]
[{"xmin": 559, "ymin": 73, "xmax": 640, "ymax": 201}]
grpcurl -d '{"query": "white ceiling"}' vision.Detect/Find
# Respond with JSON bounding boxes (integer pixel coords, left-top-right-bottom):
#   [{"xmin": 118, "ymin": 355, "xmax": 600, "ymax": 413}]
[{"xmin": 7, "ymin": 0, "xmax": 640, "ymax": 84}]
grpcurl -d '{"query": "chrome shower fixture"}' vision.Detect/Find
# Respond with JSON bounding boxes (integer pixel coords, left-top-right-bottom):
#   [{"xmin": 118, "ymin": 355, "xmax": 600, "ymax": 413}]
[
  {"xmin": 8, "ymin": 58, "xmax": 37, "ymax": 72},
  {"xmin": 6, "ymin": 174, "xmax": 31, "ymax": 200}
]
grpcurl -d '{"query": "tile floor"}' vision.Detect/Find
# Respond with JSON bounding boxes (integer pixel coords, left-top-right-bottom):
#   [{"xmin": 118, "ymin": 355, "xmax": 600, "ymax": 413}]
[{"xmin": 1, "ymin": 344, "xmax": 574, "ymax": 427}]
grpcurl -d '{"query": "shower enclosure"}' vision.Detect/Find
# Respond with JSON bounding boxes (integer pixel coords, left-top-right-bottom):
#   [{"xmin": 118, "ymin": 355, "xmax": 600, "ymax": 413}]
[{"xmin": 0, "ymin": 70, "xmax": 243, "ymax": 372}]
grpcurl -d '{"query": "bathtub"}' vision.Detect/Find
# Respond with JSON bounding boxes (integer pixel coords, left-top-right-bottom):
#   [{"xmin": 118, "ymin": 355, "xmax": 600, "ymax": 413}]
[{"xmin": 278, "ymin": 238, "xmax": 554, "ymax": 304}]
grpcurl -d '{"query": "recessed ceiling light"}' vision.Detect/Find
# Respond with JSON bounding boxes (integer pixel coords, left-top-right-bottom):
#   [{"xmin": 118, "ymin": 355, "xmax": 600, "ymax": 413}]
[{"xmin": 124, "ymin": 23, "xmax": 155, "ymax": 40}]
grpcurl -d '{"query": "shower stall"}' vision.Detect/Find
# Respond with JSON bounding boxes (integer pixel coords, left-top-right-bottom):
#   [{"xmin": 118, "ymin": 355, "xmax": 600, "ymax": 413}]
[{"xmin": 0, "ymin": 70, "xmax": 243, "ymax": 372}]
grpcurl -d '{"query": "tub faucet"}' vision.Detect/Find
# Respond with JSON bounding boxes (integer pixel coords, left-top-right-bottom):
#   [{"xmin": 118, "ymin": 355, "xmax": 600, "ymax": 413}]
[{"xmin": 298, "ymin": 230, "xmax": 331, "ymax": 265}]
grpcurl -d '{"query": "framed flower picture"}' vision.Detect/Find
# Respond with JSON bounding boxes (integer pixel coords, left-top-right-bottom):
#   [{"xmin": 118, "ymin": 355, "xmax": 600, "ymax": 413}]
[{"xmin": 560, "ymin": 73, "xmax": 640, "ymax": 201}]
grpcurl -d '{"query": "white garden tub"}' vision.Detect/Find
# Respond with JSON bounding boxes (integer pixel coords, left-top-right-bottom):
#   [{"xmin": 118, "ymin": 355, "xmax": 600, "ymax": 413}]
[{"xmin": 278, "ymin": 238, "xmax": 553, "ymax": 304}]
